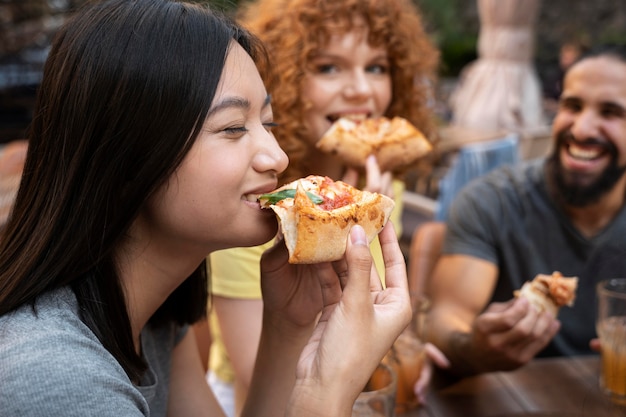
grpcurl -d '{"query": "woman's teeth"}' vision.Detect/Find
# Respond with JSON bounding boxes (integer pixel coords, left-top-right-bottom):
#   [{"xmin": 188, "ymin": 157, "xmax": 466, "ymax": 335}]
[
  {"xmin": 327, "ymin": 113, "xmax": 369, "ymax": 123},
  {"xmin": 243, "ymin": 194, "xmax": 261, "ymax": 202}
]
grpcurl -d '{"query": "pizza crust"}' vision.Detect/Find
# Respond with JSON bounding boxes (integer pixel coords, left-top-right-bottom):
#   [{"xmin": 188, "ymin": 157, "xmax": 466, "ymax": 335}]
[
  {"xmin": 261, "ymin": 176, "xmax": 395, "ymax": 264},
  {"xmin": 516, "ymin": 281, "xmax": 559, "ymax": 316},
  {"xmin": 515, "ymin": 272, "xmax": 578, "ymax": 315},
  {"xmin": 316, "ymin": 116, "xmax": 432, "ymax": 172}
]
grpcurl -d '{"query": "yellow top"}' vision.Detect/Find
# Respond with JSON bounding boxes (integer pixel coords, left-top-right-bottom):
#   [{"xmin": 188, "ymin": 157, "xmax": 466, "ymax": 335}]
[{"xmin": 208, "ymin": 180, "xmax": 405, "ymax": 382}]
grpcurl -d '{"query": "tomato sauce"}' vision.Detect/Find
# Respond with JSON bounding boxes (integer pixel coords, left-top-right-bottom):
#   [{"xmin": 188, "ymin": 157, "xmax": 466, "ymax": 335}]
[{"xmin": 319, "ymin": 192, "xmax": 353, "ymax": 210}]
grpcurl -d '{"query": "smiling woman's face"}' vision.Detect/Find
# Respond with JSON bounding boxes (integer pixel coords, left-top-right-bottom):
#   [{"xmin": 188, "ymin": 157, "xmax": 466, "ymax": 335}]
[
  {"xmin": 301, "ymin": 23, "xmax": 392, "ymax": 146},
  {"xmin": 141, "ymin": 42, "xmax": 289, "ymax": 256}
]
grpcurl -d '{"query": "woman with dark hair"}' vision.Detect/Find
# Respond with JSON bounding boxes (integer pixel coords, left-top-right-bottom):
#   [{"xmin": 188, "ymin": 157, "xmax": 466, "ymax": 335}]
[{"xmin": 0, "ymin": 1, "xmax": 412, "ymax": 416}]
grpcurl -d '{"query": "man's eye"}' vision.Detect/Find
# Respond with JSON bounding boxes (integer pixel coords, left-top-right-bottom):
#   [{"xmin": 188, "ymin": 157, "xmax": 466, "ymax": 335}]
[
  {"xmin": 560, "ymin": 99, "xmax": 581, "ymax": 112},
  {"xmin": 601, "ymin": 106, "xmax": 625, "ymax": 119}
]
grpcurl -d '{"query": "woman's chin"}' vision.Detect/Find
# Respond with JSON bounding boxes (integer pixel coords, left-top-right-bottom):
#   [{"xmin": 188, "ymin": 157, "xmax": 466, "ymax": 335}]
[{"xmin": 248, "ymin": 217, "xmax": 279, "ymax": 246}]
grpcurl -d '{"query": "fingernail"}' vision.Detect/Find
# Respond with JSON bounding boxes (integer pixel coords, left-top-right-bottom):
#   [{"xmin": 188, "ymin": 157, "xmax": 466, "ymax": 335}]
[{"xmin": 350, "ymin": 225, "xmax": 367, "ymax": 245}]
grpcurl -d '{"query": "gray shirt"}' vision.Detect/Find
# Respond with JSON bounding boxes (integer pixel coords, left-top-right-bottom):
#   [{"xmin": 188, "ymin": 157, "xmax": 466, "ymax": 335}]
[
  {"xmin": 0, "ymin": 287, "xmax": 186, "ymax": 416},
  {"xmin": 444, "ymin": 158, "xmax": 626, "ymax": 356}
]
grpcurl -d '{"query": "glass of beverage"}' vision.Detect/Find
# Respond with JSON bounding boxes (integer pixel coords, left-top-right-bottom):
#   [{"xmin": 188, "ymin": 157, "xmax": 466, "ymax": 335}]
[
  {"xmin": 352, "ymin": 362, "xmax": 397, "ymax": 417},
  {"xmin": 596, "ymin": 278, "xmax": 626, "ymax": 406},
  {"xmin": 382, "ymin": 295, "xmax": 428, "ymax": 414},
  {"xmin": 383, "ymin": 328, "xmax": 425, "ymax": 413}
]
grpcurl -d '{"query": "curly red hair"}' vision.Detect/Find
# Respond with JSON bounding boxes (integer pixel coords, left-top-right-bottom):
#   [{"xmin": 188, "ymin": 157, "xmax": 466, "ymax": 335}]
[{"xmin": 238, "ymin": 0, "xmax": 439, "ymax": 181}]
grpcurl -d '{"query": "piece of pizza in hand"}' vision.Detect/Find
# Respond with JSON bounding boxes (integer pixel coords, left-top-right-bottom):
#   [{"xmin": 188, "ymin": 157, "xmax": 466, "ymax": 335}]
[
  {"xmin": 316, "ymin": 116, "xmax": 432, "ymax": 172},
  {"xmin": 514, "ymin": 271, "xmax": 578, "ymax": 316},
  {"xmin": 259, "ymin": 175, "xmax": 395, "ymax": 264}
]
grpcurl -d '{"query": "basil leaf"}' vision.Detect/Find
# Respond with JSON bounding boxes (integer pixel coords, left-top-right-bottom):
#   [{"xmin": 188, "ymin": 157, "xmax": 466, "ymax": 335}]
[{"xmin": 260, "ymin": 189, "xmax": 323, "ymax": 204}]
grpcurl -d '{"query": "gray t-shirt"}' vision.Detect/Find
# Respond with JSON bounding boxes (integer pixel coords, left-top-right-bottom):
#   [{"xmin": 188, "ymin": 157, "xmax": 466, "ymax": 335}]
[
  {"xmin": 0, "ymin": 286, "xmax": 186, "ymax": 416},
  {"xmin": 444, "ymin": 158, "xmax": 626, "ymax": 356}
]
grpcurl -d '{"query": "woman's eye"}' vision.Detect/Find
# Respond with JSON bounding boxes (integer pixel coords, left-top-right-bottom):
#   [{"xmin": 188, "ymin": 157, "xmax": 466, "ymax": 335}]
[
  {"xmin": 223, "ymin": 126, "xmax": 248, "ymax": 134},
  {"xmin": 316, "ymin": 64, "xmax": 339, "ymax": 74},
  {"xmin": 367, "ymin": 64, "xmax": 389, "ymax": 74},
  {"xmin": 263, "ymin": 122, "xmax": 279, "ymax": 132}
]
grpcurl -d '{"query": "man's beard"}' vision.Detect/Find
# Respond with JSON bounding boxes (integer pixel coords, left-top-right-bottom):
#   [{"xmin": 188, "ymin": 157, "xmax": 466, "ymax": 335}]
[{"xmin": 547, "ymin": 131, "xmax": 626, "ymax": 207}]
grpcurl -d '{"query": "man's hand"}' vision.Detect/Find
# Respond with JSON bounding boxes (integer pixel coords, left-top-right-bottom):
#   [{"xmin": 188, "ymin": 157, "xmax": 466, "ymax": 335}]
[{"xmin": 466, "ymin": 297, "xmax": 561, "ymax": 372}]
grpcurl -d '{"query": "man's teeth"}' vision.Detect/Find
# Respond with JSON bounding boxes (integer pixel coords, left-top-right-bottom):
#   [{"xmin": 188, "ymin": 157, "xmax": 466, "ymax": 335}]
[{"xmin": 568, "ymin": 144, "xmax": 601, "ymax": 160}]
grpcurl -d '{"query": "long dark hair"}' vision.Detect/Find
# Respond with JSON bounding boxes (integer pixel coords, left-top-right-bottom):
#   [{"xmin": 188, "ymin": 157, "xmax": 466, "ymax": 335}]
[{"xmin": 0, "ymin": 0, "xmax": 265, "ymax": 381}]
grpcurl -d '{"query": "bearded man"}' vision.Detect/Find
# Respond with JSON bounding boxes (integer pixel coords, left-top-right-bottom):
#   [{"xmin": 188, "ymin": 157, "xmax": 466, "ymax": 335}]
[{"xmin": 426, "ymin": 45, "xmax": 626, "ymax": 376}]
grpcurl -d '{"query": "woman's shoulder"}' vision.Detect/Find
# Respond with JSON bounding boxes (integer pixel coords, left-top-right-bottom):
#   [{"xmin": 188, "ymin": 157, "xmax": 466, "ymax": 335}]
[
  {"xmin": 0, "ymin": 286, "xmax": 97, "ymax": 344},
  {"xmin": 0, "ymin": 287, "xmax": 147, "ymax": 416}
]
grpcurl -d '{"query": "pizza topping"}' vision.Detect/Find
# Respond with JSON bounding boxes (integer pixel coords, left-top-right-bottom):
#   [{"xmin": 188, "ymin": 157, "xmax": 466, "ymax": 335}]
[
  {"xmin": 515, "ymin": 271, "xmax": 578, "ymax": 312},
  {"xmin": 260, "ymin": 176, "xmax": 356, "ymax": 212},
  {"xmin": 546, "ymin": 271, "xmax": 578, "ymax": 307},
  {"xmin": 259, "ymin": 189, "xmax": 323, "ymax": 205},
  {"xmin": 318, "ymin": 191, "xmax": 353, "ymax": 210}
]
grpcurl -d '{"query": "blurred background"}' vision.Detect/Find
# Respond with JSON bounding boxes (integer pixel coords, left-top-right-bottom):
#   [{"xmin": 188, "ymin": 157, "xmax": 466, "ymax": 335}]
[{"xmin": 1, "ymin": 0, "xmax": 625, "ymax": 145}]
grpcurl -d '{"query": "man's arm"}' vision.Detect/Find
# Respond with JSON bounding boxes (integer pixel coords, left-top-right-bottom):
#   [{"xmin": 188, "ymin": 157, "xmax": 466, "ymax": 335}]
[
  {"xmin": 425, "ymin": 253, "xmax": 497, "ymax": 375},
  {"xmin": 425, "ymin": 254, "xmax": 560, "ymax": 376}
]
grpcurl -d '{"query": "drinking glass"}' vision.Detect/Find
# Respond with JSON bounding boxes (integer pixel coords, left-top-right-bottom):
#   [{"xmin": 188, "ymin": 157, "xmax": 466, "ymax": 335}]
[
  {"xmin": 352, "ymin": 363, "xmax": 397, "ymax": 417},
  {"xmin": 596, "ymin": 278, "xmax": 626, "ymax": 406},
  {"xmin": 382, "ymin": 295, "xmax": 428, "ymax": 414}
]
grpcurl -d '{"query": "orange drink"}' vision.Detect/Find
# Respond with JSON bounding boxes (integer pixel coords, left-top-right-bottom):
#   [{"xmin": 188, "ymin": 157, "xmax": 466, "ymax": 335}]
[
  {"xmin": 383, "ymin": 328, "xmax": 425, "ymax": 413},
  {"xmin": 353, "ymin": 363, "xmax": 397, "ymax": 417},
  {"xmin": 597, "ymin": 316, "xmax": 626, "ymax": 405},
  {"xmin": 596, "ymin": 279, "xmax": 626, "ymax": 406}
]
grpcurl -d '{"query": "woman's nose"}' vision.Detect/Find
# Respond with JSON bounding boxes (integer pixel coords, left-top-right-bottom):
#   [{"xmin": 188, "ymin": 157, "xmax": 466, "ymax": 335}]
[
  {"xmin": 343, "ymin": 70, "xmax": 373, "ymax": 99},
  {"xmin": 254, "ymin": 130, "xmax": 289, "ymax": 175}
]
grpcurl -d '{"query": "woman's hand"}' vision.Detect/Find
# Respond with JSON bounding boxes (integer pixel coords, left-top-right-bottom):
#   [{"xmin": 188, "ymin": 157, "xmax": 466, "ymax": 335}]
[
  {"xmin": 287, "ymin": 223, "xmax": 412, "ymax": 415},
  {"xmin": 244, "ymin": 236, "xmax": 351, "ymax": 417},
  {"xmin": 343, "ymin": 155, "xmax": 393, "ymax": 198},
  {"xmin": 259, "ymin": 234, "xmax": 328, "ymax": 331}
]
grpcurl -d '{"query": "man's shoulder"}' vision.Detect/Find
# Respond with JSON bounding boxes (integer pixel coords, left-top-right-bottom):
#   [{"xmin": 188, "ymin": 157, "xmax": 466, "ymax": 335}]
[
  {"xmin": 479, "ymin": 158, "xmax": 544, "ymax": 189},
  {"xmin": 459, "ymin": 158, "xmax": 546, "ymax": 206}
]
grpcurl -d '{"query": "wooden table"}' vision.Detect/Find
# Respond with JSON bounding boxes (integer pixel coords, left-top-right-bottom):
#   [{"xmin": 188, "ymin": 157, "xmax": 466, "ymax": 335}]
[{"xmin": 402, "ymin": 356, "xmax": 625, "ymax": 417}]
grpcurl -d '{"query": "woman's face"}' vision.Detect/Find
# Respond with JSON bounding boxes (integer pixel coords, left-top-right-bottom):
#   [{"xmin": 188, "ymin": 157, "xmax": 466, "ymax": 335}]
[
  {"xmin": 301, "ymin": 25, "xmax": 392, "ymax": 145},
  {"xmin": 144, "ymin": 42, "xmax": 289, "ymax": 255}
]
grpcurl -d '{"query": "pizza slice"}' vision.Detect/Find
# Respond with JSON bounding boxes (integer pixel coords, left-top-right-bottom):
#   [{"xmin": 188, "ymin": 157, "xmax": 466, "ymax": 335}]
[
  {"xmin": 515, "ymin": 271, "xmax": 578, "ymax": 315},
  {"xmin": 259, "ymin": 175, "xmax": 395, "ymax": 264},
  {"xmin": 316, "ymin": 116, "xmax": 432, "ymax": 172}
]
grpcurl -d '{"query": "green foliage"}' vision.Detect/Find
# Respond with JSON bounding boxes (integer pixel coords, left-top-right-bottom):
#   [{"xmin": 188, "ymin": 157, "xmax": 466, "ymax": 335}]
[{"xmin": 414, "ymin": 0, "xmax": 478, "ymax": 76}]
